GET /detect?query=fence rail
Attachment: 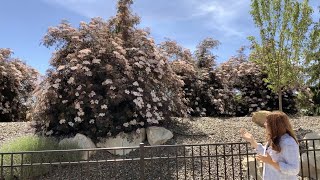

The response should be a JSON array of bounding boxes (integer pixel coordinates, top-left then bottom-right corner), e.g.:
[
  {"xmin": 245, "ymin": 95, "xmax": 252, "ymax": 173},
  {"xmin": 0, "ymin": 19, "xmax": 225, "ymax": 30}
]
[{"xmin": 1, "ymin": 139, "xmax": 320, "ymax": 180}]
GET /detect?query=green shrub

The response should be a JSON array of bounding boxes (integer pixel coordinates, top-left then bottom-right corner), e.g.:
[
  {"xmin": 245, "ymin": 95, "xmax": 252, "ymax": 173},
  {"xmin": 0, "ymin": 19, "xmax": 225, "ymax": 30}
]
[{"xmin": 0, "ymin": 135, "xmax": 81, "ymax": 179}]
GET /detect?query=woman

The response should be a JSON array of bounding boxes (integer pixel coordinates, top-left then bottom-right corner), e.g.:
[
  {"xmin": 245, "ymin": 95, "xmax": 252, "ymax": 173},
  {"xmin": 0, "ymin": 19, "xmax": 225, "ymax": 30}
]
[{"xmin": 240, "ymin": 111, "xmax": 300, "ymax": 180}]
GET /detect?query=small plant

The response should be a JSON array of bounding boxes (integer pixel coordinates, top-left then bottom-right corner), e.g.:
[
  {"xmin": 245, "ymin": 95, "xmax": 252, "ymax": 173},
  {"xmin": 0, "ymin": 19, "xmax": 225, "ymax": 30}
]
[{"xmin": 0, "ymin": 135, "xmax": 81, "ymax": 179}]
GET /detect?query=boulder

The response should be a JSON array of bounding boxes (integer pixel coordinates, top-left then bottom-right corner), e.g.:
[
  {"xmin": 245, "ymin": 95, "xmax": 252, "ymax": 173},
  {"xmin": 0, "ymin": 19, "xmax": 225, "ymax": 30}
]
[
  {"xmin": 96, "ymin": 128, "xmax": 146, "ymax": 156},
  {"xmin": 304, "ymin": 133, "xmax": 320, "ymax": 148},
  {"xmin": 242, "ymin": 156, "xmax": 263, "ymax": 180},
  {"xmin": 252, "ymin": 110, "xmax": 271, "ymax": 127},
  {"xmin": 300, "ymin": 152, "xmax": 320, "ymax": 179},
  {"xmin": 59, "ymin": 133, "xmax": 96, "ymax": 160},
  {"xmin": 299, "ymin": 132, "xmax": 320, "ymax": 178},
  {"xmin": 146, "ymin": 126, "xmax": 173, "ymax": 146}
]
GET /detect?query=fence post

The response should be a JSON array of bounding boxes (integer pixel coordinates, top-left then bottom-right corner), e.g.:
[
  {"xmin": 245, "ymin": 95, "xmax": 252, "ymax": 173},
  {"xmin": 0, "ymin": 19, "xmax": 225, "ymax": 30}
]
[{"xmin": 140, "ymin": 143, "xmax": 145, "ymax": 180}]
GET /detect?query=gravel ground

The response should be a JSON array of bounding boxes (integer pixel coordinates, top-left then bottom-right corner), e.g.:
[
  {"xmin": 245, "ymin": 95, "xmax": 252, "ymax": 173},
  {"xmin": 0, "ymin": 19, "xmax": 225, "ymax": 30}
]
[
  {"xmin": 0, "ymin": 122, "xmax": 35, "ymax": 146},
  {"xmin": 168, "ymin": 116, "xmax": 320, "ymax": 144},
  {"xmin": 1, "ymin": 116, "xmax": 320, "ymax": 180}
]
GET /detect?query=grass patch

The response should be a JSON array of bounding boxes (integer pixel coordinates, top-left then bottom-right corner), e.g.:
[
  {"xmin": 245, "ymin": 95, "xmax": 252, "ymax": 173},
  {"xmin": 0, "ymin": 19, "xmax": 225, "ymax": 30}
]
[{"xmin": 0, "ymin": 135, "xmax": 81, "ymax": 179}]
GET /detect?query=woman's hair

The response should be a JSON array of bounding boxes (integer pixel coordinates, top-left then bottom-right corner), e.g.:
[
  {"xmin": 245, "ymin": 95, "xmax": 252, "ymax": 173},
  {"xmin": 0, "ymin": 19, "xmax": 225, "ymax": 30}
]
[{"xmin": 265, "ymin": 111, "xmax": 298, "ymax": 152}]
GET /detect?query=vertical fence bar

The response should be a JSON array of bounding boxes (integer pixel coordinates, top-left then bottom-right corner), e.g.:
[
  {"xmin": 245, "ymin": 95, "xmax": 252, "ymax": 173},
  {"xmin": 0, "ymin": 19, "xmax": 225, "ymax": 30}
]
[
  {"xmin": 44, "ymin": 152, "xmax": 54, "ymax": 179},
  {"xmin": 113, "ymin": 149, "xmax": 117, "ymax": 179},
  {"xmin": 140, "ymin": 143, "xmax": 145, "ymax": 180},
  {"xmin": 200, "ymin": 145, "xmax": 203, "ymax": 179},
  {"xmin": 313, "ymin": 140, "xmax": 318, "ymax": 180},
  {"xmin": 79, "ymin": 151, "xmax": 83, "ymax": 180},
  {"xmin": 306, "ymin": 141, "xmax": 311, "ymax": 179},
  {"xmin": 159, "ymin": 147, "xmax": 164, "ymax": 180},
  {"xmin": 58, "ymin": 151, "xmax": 62, "ymax": 180},
  {"xmin": 208, "ymin": 145, "xmax": 211, "ymax": 180},
  {"xmin": 87, "ymin": 150, "xmax": 90, "ymax": 179},
  {"xmin": 184, "ymin": 146, "xmax": 187, "ymax": 180},
  {"xmin": 215, "ymin": 145, "xmax": 219, "ymax": 180},
  {"xmin": 31, "ymin": 152, "xmax": 34, "ymax": 178},
  {"xmin": 132, "ymin": 148, "xmax": 135, "ymax": 179},
  {"xmin": 192, "ymin": 146, "xmax": 195, "ymax": 179},
  {"xmin": 239, "ymin": 143, "xmax": 243, "ymax": 180},
  {"xmin": 97, "ymin": 150, "xmax": 101, "ymax": 179},
  {"xmin": 20, "ymin": 153, "xmax": 24, "ymax": 180},
  {"xmin": 299, "ymin": 141, "xmax": 304, "ymax": 180},
  {"xmin": 10, "ymin": 154, "xmax": 13, "ymax": 179},
  {"xmin": 149, "ymin": 147, "xmax": 154, "ymax": 179},
  {"xmin": 175, "ymin": 146, "xmax": 178, "ymax": 180},
  {"xmin": 254, "ymin": 153, "xmax": 258, "ymax": 180},
  {"xmin": 68, "ymin": 151, "xmax": 72, "ymax": 179},
  {"xmin": 231, "ymin": 144, "xmax": 235, "ymax": 180},
  {"xmin": 245, "ymin": 143, "xmax": 250, "ymax": 180},
  {"xmin": 223, "ymin": 144, "xmax": 227, "ymax": 180},
  {"xmin": 167, "ymin": 147, "xmax": 170, "ymax": 178},
  {"xmin": 41, "ymin": 152, "xmax": 45, "ymax": 179}
]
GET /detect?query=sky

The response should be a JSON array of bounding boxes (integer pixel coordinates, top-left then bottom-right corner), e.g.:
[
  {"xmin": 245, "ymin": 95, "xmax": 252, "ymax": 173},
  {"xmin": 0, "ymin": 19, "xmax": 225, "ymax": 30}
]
[{"xmin": 0, "ymin": 0, "xmax": 319, "ymax": 75}]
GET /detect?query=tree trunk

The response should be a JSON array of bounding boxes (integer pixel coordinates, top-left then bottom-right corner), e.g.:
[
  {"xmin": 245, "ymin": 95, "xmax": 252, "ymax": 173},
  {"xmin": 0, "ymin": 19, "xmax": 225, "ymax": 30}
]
[{"xmin": 278, "ymin": 90, "xmax": 283, "ymax": 111}]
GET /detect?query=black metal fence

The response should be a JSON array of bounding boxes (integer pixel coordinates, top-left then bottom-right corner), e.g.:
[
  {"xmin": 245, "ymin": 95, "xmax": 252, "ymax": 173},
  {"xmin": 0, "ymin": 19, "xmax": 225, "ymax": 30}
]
[{"xmin": 1, "ymin": 139, "xmax": 320, "ymax": 180}]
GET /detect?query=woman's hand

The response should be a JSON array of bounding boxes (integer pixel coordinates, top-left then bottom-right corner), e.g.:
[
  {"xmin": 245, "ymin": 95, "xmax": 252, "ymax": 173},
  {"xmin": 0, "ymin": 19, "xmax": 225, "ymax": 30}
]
[
  {"xmin": 240, "ymin": 128, "xmax": 254, "ymax": 142},
  {"xmin": 240, "ymin": 128, "xmax": 258, "ymax": 148},
  {"xmin": 256, "ymin": 153, "xmax": 280, "ymax": 170},
  {"xmin": 256, "ymin": 153, "xmax": 273, "ymax": 164}
]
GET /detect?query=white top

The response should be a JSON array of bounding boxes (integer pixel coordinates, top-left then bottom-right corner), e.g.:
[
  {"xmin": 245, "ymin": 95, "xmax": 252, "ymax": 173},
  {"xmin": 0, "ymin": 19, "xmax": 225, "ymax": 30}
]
[{"xmin": 256, "ymin": 133, "xmax": 300, "ymax": 180}]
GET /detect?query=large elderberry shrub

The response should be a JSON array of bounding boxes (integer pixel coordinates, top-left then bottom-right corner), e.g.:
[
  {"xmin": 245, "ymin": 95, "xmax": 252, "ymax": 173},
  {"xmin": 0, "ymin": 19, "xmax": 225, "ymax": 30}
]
[
  {"xmin": 0, "ymin": 48, "xmax": 38, "ymax": 122},
  {"xmin": 160, "ymin": 39, "xmax": 236, "ymax": 117},
  {"xmin": 32, "ymin": 0, "xmax": 187, "ymax": 139}
]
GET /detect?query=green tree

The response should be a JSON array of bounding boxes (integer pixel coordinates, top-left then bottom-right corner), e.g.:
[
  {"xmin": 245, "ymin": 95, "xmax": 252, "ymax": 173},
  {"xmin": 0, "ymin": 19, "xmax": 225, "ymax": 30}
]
[
  {"xmin": 248, "ymin": 0, "xmax": 314, "ymax": 111},
  {"xmin": 305, "ymin": 7, "xmax": 320, "ymax": 114}
]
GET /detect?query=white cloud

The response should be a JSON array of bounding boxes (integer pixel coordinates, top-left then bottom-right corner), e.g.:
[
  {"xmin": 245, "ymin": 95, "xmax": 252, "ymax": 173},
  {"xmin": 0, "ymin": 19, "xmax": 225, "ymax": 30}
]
[
  {"xmin": 44, "ymin": 0, "xmax": 253, "ymax": 38},
  {"xmin": 42, "ymin": 0, "xmax": 258, "ymax": 62},
  {"xmin": 191, "ymin": 0, "xmax": 251, "ymax": 38},
  {"xmin": 193, "ymin": 2, "xmax": 235, "ymax": 18}
]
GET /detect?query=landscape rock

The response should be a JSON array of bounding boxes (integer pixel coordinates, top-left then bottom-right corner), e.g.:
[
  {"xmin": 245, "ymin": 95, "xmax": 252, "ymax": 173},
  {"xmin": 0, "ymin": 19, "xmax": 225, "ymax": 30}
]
[
  {"xmin": 242, "ymin": 156, "xmax": 263, "ymax": 180},
  {"xmin": 96, "ymin": 128, "xmax": 146, "ymax": 155},
  {"xmin": 300, "ymin": 152, "xmax": 320, "ymax": 179},
  {"xmin": 59, "ymin": 133, "xmax": 96, "ymax": 160},
  {"xmin": 303, "ymin": 132, "xmax": 320, "ymax": 148},
  {"xmin": 252, "ymin": 110, "xmax": 271, "ymax": 127},
  {"xmin": 146, "ymin": 126, "xmax": 173, "ymax": 145}
]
